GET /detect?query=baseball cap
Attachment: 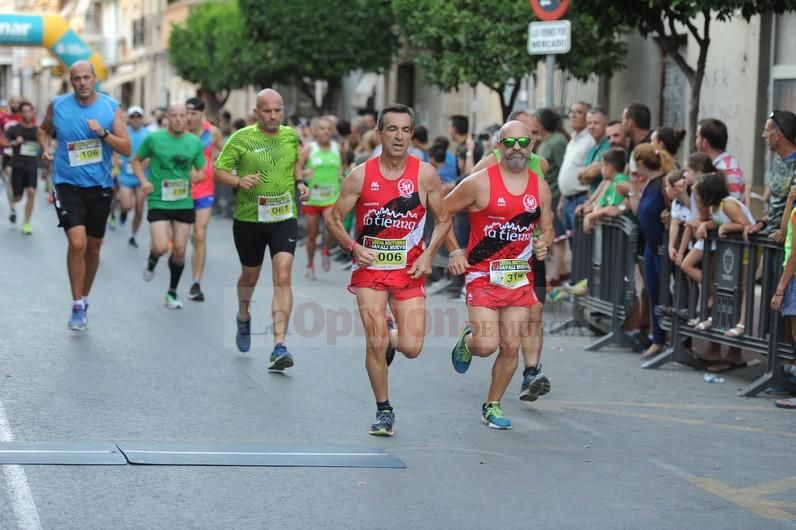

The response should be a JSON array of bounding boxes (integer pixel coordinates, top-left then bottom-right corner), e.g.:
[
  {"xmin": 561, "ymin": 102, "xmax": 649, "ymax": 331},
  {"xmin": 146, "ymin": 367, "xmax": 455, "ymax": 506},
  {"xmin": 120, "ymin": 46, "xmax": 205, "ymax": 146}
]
[
  {"xmin": 770, "ymin": 110, "xmax": 796, "ymax": 145},
  {"xmin": 185, "ymin": 97, "xmax": 205, "ymax": 112},
  {"xmin": 127, "ymin": 105, "xmax": 145, "ymax": 117}
]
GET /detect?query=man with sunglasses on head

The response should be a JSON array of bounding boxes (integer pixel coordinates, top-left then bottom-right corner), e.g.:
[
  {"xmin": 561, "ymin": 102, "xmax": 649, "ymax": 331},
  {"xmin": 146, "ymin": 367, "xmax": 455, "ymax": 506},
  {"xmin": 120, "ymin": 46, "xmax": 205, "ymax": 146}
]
[
  {"xmin": 445, "ymin": 120, "xmax": 553, "ymax": 430},
  {"xmin": 746, "ymin": 110, "xmax": 796, "ymax": 244},
  {"xmin": 468, "ymin": 110, "xmax": 554, "ymax": 403},
  {"xmin": 328, "ymin": 103, "xmax": 452, "ymax": 437}
]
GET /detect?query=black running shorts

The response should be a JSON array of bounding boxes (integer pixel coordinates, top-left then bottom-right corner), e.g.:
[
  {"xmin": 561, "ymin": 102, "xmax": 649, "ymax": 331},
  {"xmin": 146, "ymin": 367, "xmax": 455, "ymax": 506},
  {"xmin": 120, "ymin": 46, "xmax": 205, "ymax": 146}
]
[
  {"xmin": 233, "ymin": 218, "xmax": 298, "ymax": 267},
  {"xmin": 147, "ymin": 208, "xmax": 195, "ymax": 224},
  {"xmin": 53, "ymin": 184, "xmax": 113, "ymax": 239},
  {"xmin": 11, "ymin": 165, "xmax": 37, "ymax": 199}
]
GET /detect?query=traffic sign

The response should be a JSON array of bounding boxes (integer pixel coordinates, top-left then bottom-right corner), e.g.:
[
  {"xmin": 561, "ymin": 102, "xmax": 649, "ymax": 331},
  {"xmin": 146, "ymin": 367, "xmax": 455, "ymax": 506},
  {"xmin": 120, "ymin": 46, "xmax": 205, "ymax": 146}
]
[
  {"xmin": 528, "ymin": 20, "xmax": 571, "ymax": 55},
  {"xmin": 529, "ymin": 0, "xmax": 569, "ymax": 21}
]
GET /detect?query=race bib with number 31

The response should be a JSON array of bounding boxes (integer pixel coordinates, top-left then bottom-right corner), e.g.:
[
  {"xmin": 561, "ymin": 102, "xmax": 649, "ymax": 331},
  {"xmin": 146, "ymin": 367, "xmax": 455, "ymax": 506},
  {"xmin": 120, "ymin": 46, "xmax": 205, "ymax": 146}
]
[{"xmin": 489, "ymin": 259, "xmax": 531, "ymax": 289}]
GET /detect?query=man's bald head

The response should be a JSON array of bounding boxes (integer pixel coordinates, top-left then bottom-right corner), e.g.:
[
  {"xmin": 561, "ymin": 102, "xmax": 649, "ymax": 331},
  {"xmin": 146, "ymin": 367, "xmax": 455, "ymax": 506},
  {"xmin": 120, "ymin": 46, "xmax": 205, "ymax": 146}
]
[
  {"xmin": 70, "ymin": 60, "xmax": 96, "ymax": 78},
  {"xmin": 254, "ymin": 88, "xmax": 284, "ymax": 134},
  {"xmin": 500, "ymin": 120, "xmax": 532, "ymax": 140},
  {"xmin": 256, "ymin": 88, "xmax": 283, "ymax": 109},
  {"xmin": 166, "ymin": 102, "xmax": 188, "ymax": 134}
]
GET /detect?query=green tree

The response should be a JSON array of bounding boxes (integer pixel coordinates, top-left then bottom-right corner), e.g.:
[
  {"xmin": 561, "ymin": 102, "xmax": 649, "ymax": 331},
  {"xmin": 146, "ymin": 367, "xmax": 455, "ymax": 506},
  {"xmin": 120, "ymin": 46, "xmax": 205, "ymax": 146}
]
[
  {"xmin": 391, "ymin": 0, "xmax": 628, "ymax": 120},
  {"xmin": 169, "ymin": 1, "xmax": 268, "ymax": 118},
  {"xmin": 238, "ymin": 0, "xmax": 399, "ymax": 112},
  {"xmin": 576, "ymin": 0, "xmax": 796, "ymax": 141}
]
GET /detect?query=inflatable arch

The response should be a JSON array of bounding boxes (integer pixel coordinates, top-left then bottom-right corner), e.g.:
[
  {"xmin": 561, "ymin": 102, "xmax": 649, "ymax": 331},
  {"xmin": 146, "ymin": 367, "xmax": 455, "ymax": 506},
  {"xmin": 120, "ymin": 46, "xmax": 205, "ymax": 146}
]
[{"xmin": 0, "ymin": 13, "xmax": 107, "ymax": 80}]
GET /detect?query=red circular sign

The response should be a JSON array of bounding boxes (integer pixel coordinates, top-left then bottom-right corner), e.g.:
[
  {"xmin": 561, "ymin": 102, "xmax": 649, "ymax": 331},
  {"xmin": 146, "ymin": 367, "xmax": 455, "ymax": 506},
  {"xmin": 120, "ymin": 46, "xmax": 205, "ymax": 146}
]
[{"xmin": 529, "ymin": 0, "xmax": 569, "ymax": 21}]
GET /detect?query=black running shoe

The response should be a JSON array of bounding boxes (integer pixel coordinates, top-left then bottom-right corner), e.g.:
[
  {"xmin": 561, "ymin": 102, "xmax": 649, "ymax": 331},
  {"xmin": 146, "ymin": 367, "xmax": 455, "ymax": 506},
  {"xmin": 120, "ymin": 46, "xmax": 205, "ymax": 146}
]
[
  {"xmin": 188, "ymin": 282, "xmax": 205, "ymax": 301},
  {"xmin": 128, "ymin": 237, "xmax": 138, "ymax": 248},
  {"xmin": 9, "ymin": 209, "xmax": 16, "ymax": 224}
]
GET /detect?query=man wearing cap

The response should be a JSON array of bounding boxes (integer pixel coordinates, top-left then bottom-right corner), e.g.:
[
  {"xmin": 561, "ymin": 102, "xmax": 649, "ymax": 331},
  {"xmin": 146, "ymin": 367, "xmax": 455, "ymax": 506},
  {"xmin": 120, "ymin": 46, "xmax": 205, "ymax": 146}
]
[
  {"xmin": 746, "ymin": 110, "xmax": 796, "ymax": 243},
  {"xmin": 37, "ymin": 61, "xmax": 131, "ymax": 331},
  {"xmin": 185, "ymin": 97, "xmax": 224, "ymax": 302},
  {"xmin": 115, "ymin": 105, "xmax": 150, "ymax": 248}
]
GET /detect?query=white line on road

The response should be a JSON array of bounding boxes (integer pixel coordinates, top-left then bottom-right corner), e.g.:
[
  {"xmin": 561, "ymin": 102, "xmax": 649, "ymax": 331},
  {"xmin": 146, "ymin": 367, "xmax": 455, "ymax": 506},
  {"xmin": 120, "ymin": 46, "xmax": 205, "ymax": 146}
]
[
  {"xmin": 0, "ymin": 401, "xmax": 42, "ymax": 530},
  {"xmin": 125, "ymin": 450, "xmax": 386, "ymax": 457}
]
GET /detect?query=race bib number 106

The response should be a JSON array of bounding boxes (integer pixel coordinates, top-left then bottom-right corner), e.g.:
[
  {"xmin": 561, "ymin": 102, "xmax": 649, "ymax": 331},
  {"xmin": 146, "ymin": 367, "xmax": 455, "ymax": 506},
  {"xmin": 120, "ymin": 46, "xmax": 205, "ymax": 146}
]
[{"xmin": 67, "ymin": 139, "xmax": 103, "ymax": 167}]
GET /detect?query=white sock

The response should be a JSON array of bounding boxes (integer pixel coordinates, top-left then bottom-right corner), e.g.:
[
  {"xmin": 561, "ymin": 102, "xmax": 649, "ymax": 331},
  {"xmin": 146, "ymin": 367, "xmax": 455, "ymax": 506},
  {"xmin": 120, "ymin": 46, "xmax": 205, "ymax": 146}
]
[{"xmin": 73, "ymin": 299, "xmax": 85, "ymax": 308}]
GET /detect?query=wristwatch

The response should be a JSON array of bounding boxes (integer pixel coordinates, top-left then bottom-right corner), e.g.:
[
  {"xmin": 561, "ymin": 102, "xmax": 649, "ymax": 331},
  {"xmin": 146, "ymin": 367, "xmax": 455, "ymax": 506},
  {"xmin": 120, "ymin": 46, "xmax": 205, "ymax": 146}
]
[
  {"xmin": 100, "ymin": 128, "xmax": 110, "ymax": 138},
  {"xmin": 618, "ymin": 204, "xmax": 627, "ymax": 212}
]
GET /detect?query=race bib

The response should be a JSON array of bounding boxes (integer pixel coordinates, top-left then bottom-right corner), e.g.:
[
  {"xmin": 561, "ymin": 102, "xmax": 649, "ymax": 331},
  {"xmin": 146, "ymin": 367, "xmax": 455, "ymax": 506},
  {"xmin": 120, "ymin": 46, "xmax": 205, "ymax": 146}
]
[
  {"xmin": 489, "ymin": 259, "xmax": 531, "ymax": 289},
  {"xmin": 310, "ymin": 185, "xmax": 336, "ymax": 203},
  {"xmin": 161, "ymin": 179, "xmax": 189, "ymax": 201},
  {"xmin": 67, "ymin": 139, "xmax": 103, "ymax": 167},
  {"xmin": 363, "ymin": 237, "xmax": 407, "ymax": 270},
  {"xmin": 258, "ymin": 192, "xmax": 293, "ymax": 223},
  {"xmin": 20, "ymin": 141, "xmax": 38, "ymax": 157}
]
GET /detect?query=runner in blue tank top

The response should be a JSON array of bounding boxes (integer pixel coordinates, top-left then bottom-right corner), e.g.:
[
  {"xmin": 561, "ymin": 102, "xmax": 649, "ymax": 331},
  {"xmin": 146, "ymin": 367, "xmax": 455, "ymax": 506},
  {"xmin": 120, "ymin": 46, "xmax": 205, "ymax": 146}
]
[{"xmin": 38, "ymin": 61, "xmax": 131, "ymax": 331}]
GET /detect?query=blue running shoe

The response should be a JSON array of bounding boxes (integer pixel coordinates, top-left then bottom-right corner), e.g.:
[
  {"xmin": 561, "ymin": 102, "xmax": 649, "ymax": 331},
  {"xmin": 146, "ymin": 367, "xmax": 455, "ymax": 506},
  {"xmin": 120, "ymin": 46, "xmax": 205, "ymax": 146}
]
[
  {"xmin": 386, "ymin": 316, "xmax": 396, "ymax": 367},
  {"xmin": 451, "ymin": 324, "xmax": 472, "ymax": 374},
  {"xmin": 268, "ymin": 343, "xmax": 294, "ymax": 371},
  {"xmin": 68, "ymin": 304, "xmax": 87, "ymax": 331},
  {"xmin": 369, "ymin": 409, "xmax": 395, "ymax": 436},
  {"xmin": 482, "ymin": 401, "xmax": 512, "ymax": 430},
  {"xmin": 236, "ymin": 315, "xmax": 251, "ymax": 352},
  {"xmin": 519, "ymin": 364, "xmax": 551, "ymax": 402}
]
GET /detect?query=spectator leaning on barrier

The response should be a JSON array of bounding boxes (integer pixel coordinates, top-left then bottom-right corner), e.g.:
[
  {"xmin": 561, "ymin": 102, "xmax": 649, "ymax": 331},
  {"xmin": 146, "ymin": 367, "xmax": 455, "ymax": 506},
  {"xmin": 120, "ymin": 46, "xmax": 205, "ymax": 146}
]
[
  {"xmin": 582, "ymin": 148, "xmax": 630, "ymax": 233},
  {"xmin": 628, "ymin": 144, "xmax": 675, "ymax": 359},
  {"xmin": 622, "ymin": 103, "xmax": 652, "ymax": 152},
  {"xmin": 696, "ymin": 118, "xmax": 745, "ymax": 202},
  {"xmin": 578, "ymin": 107, "xmax": 611, "ymax": 193},
  {"xmin": 665, "ymin": 169, "xmax": 691, "ymax": 266},
  {"xmin": 746, "ymin": 110, "xmax": 796, "ymax": 244},
  {"xmin": 557, "ymin": 102, "xmax": 596, "ymax": 239}
]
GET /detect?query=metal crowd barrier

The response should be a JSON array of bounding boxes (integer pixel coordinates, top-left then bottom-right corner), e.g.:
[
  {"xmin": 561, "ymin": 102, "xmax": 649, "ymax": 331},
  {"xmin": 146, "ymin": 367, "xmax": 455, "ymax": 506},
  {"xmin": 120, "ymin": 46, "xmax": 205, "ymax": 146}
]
[
  {"xmin": 642, "ymin": 230, "xmax": 795, "ymax": 397},
  {"xmin": 553, "ymin": 215, "xmax": 641, "ymax": 352}
]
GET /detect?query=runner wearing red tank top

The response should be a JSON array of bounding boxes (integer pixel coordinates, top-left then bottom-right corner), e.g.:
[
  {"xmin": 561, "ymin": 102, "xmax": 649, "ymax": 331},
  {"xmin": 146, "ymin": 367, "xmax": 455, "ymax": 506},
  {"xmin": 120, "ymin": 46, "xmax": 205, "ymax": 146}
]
[
  {"xmin": 185, "ymin": 97, "xmax": 224, "ymax": 302},
  {"xmin": 328, "ymin": 104, "xmax": 452, "ymax": 437},
  {"xmin": 444, "ymin": 120, "xmax": 553, "ymax": 430}
]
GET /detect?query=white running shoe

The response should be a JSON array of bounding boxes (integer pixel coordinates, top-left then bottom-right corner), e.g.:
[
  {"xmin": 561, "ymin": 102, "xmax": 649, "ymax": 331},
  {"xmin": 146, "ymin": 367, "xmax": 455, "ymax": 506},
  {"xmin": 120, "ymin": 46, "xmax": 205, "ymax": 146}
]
[
  {"xmin": 165, "ymin": 293, "xmax": 183, "ymax": 309},
  {"xmin": 142, "ymin": 262, "xmax": 155, "ymax": 282}
]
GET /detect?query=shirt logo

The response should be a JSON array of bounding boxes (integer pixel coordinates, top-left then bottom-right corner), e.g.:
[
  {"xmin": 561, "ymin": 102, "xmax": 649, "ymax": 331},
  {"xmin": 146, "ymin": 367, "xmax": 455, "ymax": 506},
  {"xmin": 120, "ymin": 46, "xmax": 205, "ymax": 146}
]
[
  {"xmin": 398, "ymin": 178, "xmax": 414, "ymax": 197},
  {"xmin": 497, "ymin": 197, "xmax": 506, "ymax": 207},
  {"xmin": 370, "ymin": 181, "xmax": 380, "ymax": 191},
  {"xmin": 523, "ymin": 194, "xmax": 538, "ymax": 211}
]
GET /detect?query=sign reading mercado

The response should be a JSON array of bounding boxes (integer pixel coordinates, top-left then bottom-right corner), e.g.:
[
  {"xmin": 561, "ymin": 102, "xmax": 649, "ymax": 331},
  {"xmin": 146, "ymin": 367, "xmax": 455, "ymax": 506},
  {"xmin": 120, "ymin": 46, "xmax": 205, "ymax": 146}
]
[{"xmin": 528, "ymin": 20, "xmax": 571, "ymax": 55}]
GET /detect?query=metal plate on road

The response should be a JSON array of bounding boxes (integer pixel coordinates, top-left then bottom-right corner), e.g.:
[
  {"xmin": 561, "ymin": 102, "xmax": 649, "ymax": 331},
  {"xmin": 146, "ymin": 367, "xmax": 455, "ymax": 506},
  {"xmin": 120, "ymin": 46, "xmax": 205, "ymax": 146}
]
[
  {"xmin": 528, "ymin": 20, "xmax": 571, "ymax": 55},
  {"xmin": 0, "ymin": 442, "xmax": 127, "ymax": 465},
  {"xmin": 117, "ymin": 443, "xmax": 406, "ymax": 468}
]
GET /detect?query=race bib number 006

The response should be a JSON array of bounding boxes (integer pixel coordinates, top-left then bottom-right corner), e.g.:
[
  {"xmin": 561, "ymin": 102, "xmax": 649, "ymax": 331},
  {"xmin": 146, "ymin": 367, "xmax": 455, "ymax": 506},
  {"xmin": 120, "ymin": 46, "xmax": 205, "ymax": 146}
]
[
  {"xmin": 258, "ymin": 192, "xmax": 294, "ymax": 223},
  {"xmin": 161, "ymin": 179, "xmax": 189, "ymax": 201},
  {"xmin": 489, "ymin": 259, "xmax": 531, "ymax": 289},
  {"xmin": 363, "ymin": 236, "xmax": 407, "ymax": 270},
  {"xmin": 67, "ymin": 139, "xmax": 102, "ymax": 167}
]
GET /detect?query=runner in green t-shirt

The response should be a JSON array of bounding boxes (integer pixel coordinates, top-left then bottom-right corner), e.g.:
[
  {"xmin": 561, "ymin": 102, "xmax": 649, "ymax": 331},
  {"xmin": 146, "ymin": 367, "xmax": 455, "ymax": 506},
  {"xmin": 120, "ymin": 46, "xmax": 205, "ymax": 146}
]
[
  {"xmin": 214, "ymin": 88, "xmax": 309, "ymax": 371},
  {"xmin": 298, "ymin": 116, "xmax": 343, "ymax": 278},
  {"xmin": 582, "ymin": 147, "xmax": 630, "ymax": 233},
  {"xmin": 133, "ymin": 103, "xmax": 205, "ymax": 309}
]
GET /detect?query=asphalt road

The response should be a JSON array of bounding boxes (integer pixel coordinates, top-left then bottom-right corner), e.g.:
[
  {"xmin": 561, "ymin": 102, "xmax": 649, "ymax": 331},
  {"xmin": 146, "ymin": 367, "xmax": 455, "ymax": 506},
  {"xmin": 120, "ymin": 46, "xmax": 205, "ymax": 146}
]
[{"xmin": 0, "ymin": 192, "xmax": 793, "ymax": 529}]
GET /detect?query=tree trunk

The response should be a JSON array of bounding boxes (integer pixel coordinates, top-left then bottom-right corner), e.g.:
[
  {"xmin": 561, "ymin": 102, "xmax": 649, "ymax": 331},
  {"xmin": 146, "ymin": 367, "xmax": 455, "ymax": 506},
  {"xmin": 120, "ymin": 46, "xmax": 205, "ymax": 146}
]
[
  {"xmin": 321, "ymin": 78, "xmax": 342, "ymax": 114},
  {"xmin": 300, "ymin": 81, "xmax": 321, "ymax": 113},
  {"xmin": 498, "ymin": 79, "xmax": 522, "ymax": 122}
]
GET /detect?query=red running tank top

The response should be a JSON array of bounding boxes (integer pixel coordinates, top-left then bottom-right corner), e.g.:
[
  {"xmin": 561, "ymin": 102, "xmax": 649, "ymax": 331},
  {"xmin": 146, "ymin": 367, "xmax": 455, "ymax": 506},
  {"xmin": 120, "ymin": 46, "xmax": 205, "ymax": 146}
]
[
  {"xmin": 354, "ymin": 155, "xmax": 426, "ymax": 272},
  {"xmin": 191, "ymin": 120, "xmax": 216, "ymax": 199},
  {"xmin": 465, "ymin": 163, "xmax": 541, "ymax": 281}
]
